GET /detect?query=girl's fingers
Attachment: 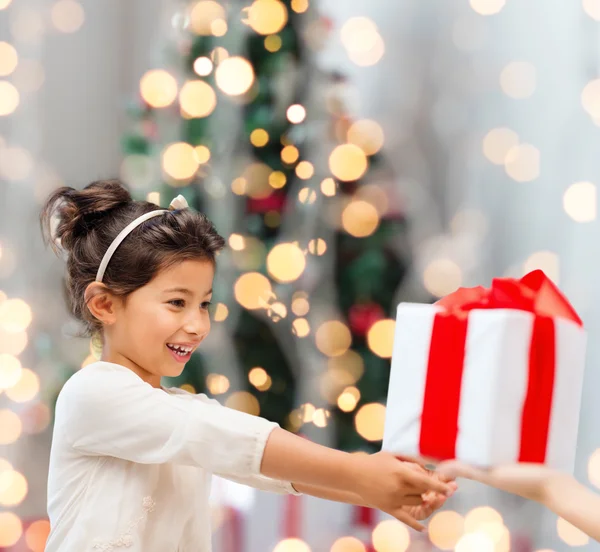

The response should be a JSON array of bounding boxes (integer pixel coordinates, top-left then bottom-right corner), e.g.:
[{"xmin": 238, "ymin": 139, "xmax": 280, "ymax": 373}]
[
  {"xmin": 399, "ymin": 495, "xmax": 425, "ymax": 506},
  {"xmin": 392, "ymin": 509, "xmax": 426, "ymax": 533},
  {"xmin": 404, "ymin": 469, "xmax": 453, "ymax": 495}
]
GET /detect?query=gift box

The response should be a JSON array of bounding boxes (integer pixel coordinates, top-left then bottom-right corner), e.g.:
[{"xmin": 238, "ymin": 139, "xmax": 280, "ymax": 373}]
[{"xmin": 382, "ymin": 270, "xmax": 587, "ymax": 471}]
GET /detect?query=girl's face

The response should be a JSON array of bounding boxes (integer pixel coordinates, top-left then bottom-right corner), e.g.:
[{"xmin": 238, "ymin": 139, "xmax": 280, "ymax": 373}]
[{"xmin": 104, "ymin": 259, "xmax": 214, "ymax": 387}]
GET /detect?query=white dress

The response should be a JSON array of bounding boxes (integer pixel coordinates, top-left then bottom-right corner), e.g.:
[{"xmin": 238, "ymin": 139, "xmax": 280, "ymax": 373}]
[{"xmin": 46, "ymin": 361, "xmax": 300, "ymax": 551}]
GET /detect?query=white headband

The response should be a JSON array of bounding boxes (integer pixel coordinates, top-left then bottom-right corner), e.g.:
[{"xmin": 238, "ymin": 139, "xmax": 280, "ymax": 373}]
[{"xmin": 95, "ymin": 194, "xmax": 189, "ymax": 283}]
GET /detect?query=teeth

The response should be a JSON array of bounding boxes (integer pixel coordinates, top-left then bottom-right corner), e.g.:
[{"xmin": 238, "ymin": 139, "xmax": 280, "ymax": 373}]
[{"xmin": 167, "ymin": 344, "xmax": 193, "ymax": 355}]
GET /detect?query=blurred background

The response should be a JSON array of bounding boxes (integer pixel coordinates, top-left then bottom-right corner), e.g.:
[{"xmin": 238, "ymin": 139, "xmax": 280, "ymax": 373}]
[{"xmin": 1, "ymin": 0, "xmax": 600, "ymax": 550}]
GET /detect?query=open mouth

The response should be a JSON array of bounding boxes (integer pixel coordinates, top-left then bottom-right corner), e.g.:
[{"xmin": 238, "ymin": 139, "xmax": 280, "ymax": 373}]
[{"xmin": 166, "ymin": 343, "xmax": 194, "ymax": 362}]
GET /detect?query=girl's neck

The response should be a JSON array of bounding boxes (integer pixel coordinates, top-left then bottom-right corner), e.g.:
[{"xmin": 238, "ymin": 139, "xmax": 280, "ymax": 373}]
[{"xmin": 100, "ymin": 346, "xmax": 162, "ymax": 388}]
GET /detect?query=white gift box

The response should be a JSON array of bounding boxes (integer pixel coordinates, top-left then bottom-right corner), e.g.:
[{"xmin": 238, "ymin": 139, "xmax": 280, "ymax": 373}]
[{"xmin": 382, "ymin": 302, "xmax": 587, "ymax": 471}]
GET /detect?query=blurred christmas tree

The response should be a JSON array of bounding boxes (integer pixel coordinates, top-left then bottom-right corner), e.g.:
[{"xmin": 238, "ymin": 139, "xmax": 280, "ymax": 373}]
[{"xmin": 121, "ymin": 0, "xmax": 412, "ymax": 453}]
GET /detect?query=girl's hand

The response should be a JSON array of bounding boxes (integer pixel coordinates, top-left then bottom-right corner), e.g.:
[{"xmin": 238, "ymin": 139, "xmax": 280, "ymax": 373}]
[
  {"xmin": 352, "ymin": 452, "xmax": 455, "ymax": 532},
  {"xmin": 402, "ymin": 464, "xmax": 457, "ymax": 521},
  {"xmin": 436, "ymin": 460, "xmax": 563, "ymax": 504}
]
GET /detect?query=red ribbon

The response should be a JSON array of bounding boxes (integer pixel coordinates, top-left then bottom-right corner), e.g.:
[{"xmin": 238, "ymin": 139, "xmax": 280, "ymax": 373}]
[
  {"xmin": 419, "ymin": 270, "xmax": 582, "ymax": 462},
  {"xmin": 353, "ymin": 506, "xmax": 376, "ymax": 552}
]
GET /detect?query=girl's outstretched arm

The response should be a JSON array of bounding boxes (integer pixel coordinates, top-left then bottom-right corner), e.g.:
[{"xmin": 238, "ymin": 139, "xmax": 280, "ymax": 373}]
[{"xmin": 437, "ymin": 461, "xmax": 600, "ymax": 543}]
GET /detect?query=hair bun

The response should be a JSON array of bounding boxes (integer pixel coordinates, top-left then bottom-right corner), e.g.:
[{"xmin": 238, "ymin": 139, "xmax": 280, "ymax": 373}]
[{"xmin": 40, "ymin": 179, "xmax": 132, "ymax": 253}]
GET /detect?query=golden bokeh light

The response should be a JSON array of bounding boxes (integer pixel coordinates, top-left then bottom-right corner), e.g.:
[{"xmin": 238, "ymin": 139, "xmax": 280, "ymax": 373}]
[
  {"xmin": 0, "ymin": 329, "xmax": 27, "ymax": 359},
  {"xmin": 367, "ymin": 319, "xmax": 395, "ymax": 358},
  {"xmin": 482, "ymin": 127, "xmax": 519, "ymax": 165},
  {"xmin": 281, "ymin": 145, "xmax": 300, "ymax": 164},
  {"xmin": 291, "ymin": 0, "xmax": 309, "ymax": 13},
  {"xmin": 588, "ymin": 448, "xmax": 600, "ymax": 488},
  {"xmin": 194, "ymin": 145, "xmax": 211, "ymax": 164},
  {"xmin": 287, "ymin": 104, "xmax": 306, "ymax": 123},
  {"xmin": 308, "ymin": 238, "xmax": 326, "ymax": 255},
  {"xmin": 469, "ymin": 0, "xmax": 506, "ymax": 15},
  {"xmin": 312, "ymin": 408, "xmax": 329, "ymax": 428},
  {"xmin": 229, "ymin": 233, "xmax": 246, "ymax": 251},
  {"xmin": 25, "ymin": 519, "xmax": 50, "ymax": 552},
  {"xmin": 582, "ymin": 78, "xmax": 600, "ymax": 119},
  {"xmin": 0, "ymin": 0, "xmax": 12, "ymax": 9},
  {"xmin": 0, "ymin": 298, "xmax": 32, "ymax": 333},
  {"xmin": 372, "ymin": 519, "xmax": 410, "ymax": 552},
  {"xmin": 249, "ymin": 367, "xmax": 268, "ymax": 388},
  {"xmin": 423, "ymin": 258, "xmax": 462, "ymax": 297},
  {"xmin": 428, "ymin": 510, "xmax": 464, "ymax": 550},
  {"xmin": 583, "ymin": 0, "xmax": 600, "ymax": 20},
  {"xmin": 213, "ymin": 303, "xmax": 229, "ymax": 322},
  {"xmin": 265, "ymin": 34, "xmax": 282, "ymax": 52},
  {"xmin": 193, "ymin": 56, "xmax": 213, "ymax": 76},
  {"xmin": 500, "ymin": 61, "xmax": 536, "ymax": 99},
  {"xmin": 355, "ymin": 403, "xmax": 386, "ymax": 442},
  {"xmin": 317, "ymin": 180, "xmax": 335, "ymax": 200},
  {"xmin": 51, "ymin": 0, "xmax": 85, "ymax": 33},
  {"xmin": 331, "ymin": 536, "xmax": 366, "ymax": 552},
  {"xmin": 234, "ymin": 272, "xmax": 273, "ymax": 309},
  {"xmin": 231, "ymin": 177, "xmax": 247, "ymax": 195},
  {"xmin": 563, "ymin": 181, "xmax": 596, "ymax": 222},
  {"xmin": 246, "ymin": 0, "xmax": 288, "ymax": 35},
  {"xmin": 211, "ymin": 18, "xmax": 227, "ymax": 36},
  {"xmin": 140, "ymin": 69, "xmax": 177, "ymax": 108},
  {"xmin": 0, "ymin": 43, "xmax": 18, "ymax": 76},
  {"xmin": 162, "ymin": 142, "xmax": 199, "ymax": 181},
  {"xmin": 0, "ymin": 469, "xmax": 27, "ymax": 506},
  {"xmin": 0, "ymin": 512, "xmax": 22, "ymax": 547},
  {"xmin": 21, "ymin": 402, "xmax": 50, "ymax": 434},
  {"xmin": 0, "ymin": 81, "xmax": 19, "ymax": 116},
  {"xmin": 296, "ymin": 161, "xmax": 314, "ymax": 180},
  {"xmin": 267, "ymin": 243, "xmax": 306, "ymax": 283},
  {"xmin": 243, "ymin": 163, "xmax": 273, "ymax": 199},
  {"xmin": 250, "ymin": 128, "xmax": 269, "ymax": 147},
  {"xmin": 347, "ymin": 120, "xmax": 384, "ymax": 155},
  {"xmin": 523, "ymin": 251, "xmax": 559, "ymax": 284},
  {"xmin": 291, "ymin": 296, "xmax": 310, "ymax": 316},
  {"xmin": 329, "ymin": 350, "xmax": 364, "ymax": 383},
  {"xmin": 273, "ymin": 538, "xmax": 311, "ymax": 552},
  {"xmin": 315, "ymin": 320, "xmax": 352, "ymax": 357},
  {"xmin": 0, "ymin": 409, "xmax": 22, "ymax": 444},
  {"xmin": 329, "ymin": 144, "xmax": 368, "ymax": 181},
  {"xmin": 337, "ymin": 386, "xmax": 360, "ymax": 413},
  {"xmin": 146, "ymin": 191, "xmax": 160, "ymax": 205},
  {"xmin": 455, "ymin": 532, "xmax": 495, "ymax": 552},
  {"xmin": 215, "ymin": 56, "xmax": 255, "ymax": 96},
  {"xmin": 505, "ymin": 143, "xmax": 540, "ymax": 182},
  {"xmin": 341, "ymin": 200, "xmax": 379, "ymax": 238},
  {"xmin": 355, "ymin": 184, "xmax": 388, "ymax": 216},
  {"xmin": 269, "ymin": 171, "xmax": 286, "ymax": 189},
  {"xmin": 340, "ymin": 17, "xmax": 384, "ymax": 66},
  {"xmin": 292, "ymin": 318, "xmax": 310, "ymax": 337},
  {"xmin": 557, "ymin": 517, "xmax": 590, "ymax": 546},
  {"xmin": 179, "ymin": 80, "xmax": 217, "ymax": 117},
  {"xmin": 464, "ymin": 507, "xmax": 503, "ymax": 533},
  {"xmin": 0, "ymin": 354, "xmax": 21, "ymax": 390},
  {"xmin": 206, "ymin": 374, "xmax": 230, "ymax": 395},
  {"xmin": 190, "ymin": 1, "xmax": 226, "ymax": 35},
  {"xmin": 298, "ymin": 187, "xmax": 317, "ymax": 204},
  {"xmin": 225, "ymin": 391, "xmax": 260, "ymax": 415}
]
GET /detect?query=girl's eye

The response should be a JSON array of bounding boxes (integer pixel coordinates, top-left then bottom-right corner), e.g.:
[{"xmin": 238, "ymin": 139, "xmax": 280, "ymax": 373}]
[
  {"xmin": 168, "ymin": 299, "xmax": 186, "ymax": 308},
  {"xmin": 201, "ymin": 301, "xmax": 212, "ymax": 311}
]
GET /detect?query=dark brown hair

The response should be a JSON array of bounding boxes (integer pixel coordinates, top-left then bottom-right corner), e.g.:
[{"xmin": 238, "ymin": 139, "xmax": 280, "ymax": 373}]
[{"xmin": 40, "ymin": 179, "xmax": 225, "ymax": 336}]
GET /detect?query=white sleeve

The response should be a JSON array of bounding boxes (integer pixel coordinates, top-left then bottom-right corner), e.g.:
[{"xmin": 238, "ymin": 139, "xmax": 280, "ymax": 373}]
[
  {"xmin": 58, "ymin": 364, "xmax": 278, "ymax": 478},
  {"xmin": 186, "ymin": 392, "xmax": 302, "ymax": 496}
]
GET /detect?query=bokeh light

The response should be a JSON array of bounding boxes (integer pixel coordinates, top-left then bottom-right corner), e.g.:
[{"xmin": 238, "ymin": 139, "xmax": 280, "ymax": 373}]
[
  {"xmin": 341, "ymin": 200, "xmax": 379, "ymax": 238},
  {"xmin": 331, "ymin": 536, "xmax": 366, "ymax": 552},
  {"xmin": 315, "ymin": 320, "xmax": 352, "ymax": 357},
  {"xmin": 0, "ymin": 469, "xmax": 27, "ymax": 506},
  {"xmin": 296, "ymin": 161, "xmax": 314, "ymax": 180},
  {"xmin": 583, "ymin": 0, "xmax": 600, "ymax": 20},
  {"xmin": 287, "ymin": 104, "xmax": 306, "ymax": 124},
  {"xmin": 0, "ymin": 512, "xmax": 22, "ymax": 547},
  {"xmin": 246, "ymin": 0, "xmax": 288, "ymax": 35},
  {"xmin": 0, "ymin": 409, "xmax": 22, "ymax": 444},
  {"xmin": 0, "ymin": 298, "xmax": 32, "ymax": 333},
  {"xmin": 250, "ymin": 128, "xmax": 269, "ymax": 147},
  {"xmin": 482, "ymin": 127, "xmax": 519, "ymax": 165},
  {"xmin": 355, "ymin": 403, "xmax": 386, "ymax": 442},
  {"xmin": 504, "ymin": 143, "xmax": 540, "ymax": 182},
  {"xmin": 337, "ymin": 386, "xmax": 360, "ymax": 413},
  {"xmin": 372, "ymin": 519, "xmax": 410, "ymax": 552},
  {"xmin": 216, "ymin": 56, "xmax": 255, "ymax": 95},
  {"xmin": 455, "ymin": 532, "xmax": 495, "ymax": 552},
  {"xmin": 190, "ymin": 1, "xmax": 226, "ymax": 35},
  {"xmin": 423, "ymin": 258, "xmax": 462, "ymax": 297},
  {"xmin": 557, "ymin": 517, "xmax": 590, "ymax": 546},
  {"xmin": 500, "ymin": 61, "xmax": 536, "ymax": 99},
  {"xmin": 206, "ymin": 374, "xmax": 230, "ymax": 395},
  {"xmin": 193, "ymin": 56, "xmax": 213, "ymax": 76},
  {"xmin": 366, "ymin": 319, "xmax": 395, "ymax": 358},
  {"xmin": 582, "ymin": 79, "xmax": 600, "ymax": 119},
  {"xmin": 234, "ymin": 272, "xmax": 273, "ymax": 309},
  {"xmin": 0, "ymin": 81, "xmax": 19, "ymax": 116},
  {"xmin": 469, "ymin": 0, "xmax": 506, "ymax": 15},
  {"xmin": 292, "ymin": 318, "xmax": 310, "ymax": 337},
  {"xmin": 162, "ymin": 142, "xmax": 199, "ymax": 180},
  {"xmin": 6, "ymin": 368, "xmax": 40, "ymax": 402},
  {"xmin": 25, "ymin": 519, "xmax": 50, "ymax": 552},
  {"xmin": 179, "ymin": 80, "xmax": 217, "ymax": 117},
  {"xmin": 267, "ymin": 243, "xmax": 306, "ymax": 283},
  {"xmin": 321, "ymin": 178, "xmax": 337, "ymax": 196},
  {"xmin": 273, "ymin": 538, "xmax": 311, "ymax": 552},
  {"xmin": 329, "ymin": 144, "xmax": 368, "ymax": 181},
  {"xmin": 347, "ymin": 120, "xmax": 384, "ymax": 155},
  {"xmin": 51, "ymin": 0, "xmax": 85, "ymax": 33},
  {"xmin": 428, "ymin": 511, "xmax": 464, "ymax": 550},
  {"xmin": 563, "ymin": 181, "xmax": 596, "ymax": 222},
  {"xmin": 140, "ymin": 69, "xmax": 178, "ymax": 108},
  {"xmin": 225, "ymin": 391, "xmax": 260, "ymax": 415},
  {"xmin": 0, "ymin": 354, "xmax": 21, "ymax": 390},
  {"xmin": 0, "ymin": 43, "xmax": 18, "ymax": 76},
  {"xmin": 523, "ymin": 251, "xmax": 559, "ymax": 284}
]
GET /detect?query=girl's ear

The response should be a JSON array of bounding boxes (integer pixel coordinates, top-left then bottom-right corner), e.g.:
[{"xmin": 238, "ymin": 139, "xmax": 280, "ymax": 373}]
[{"xmin": 84, "ymin": 282, "xmax": 120, "ymax": 325}]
